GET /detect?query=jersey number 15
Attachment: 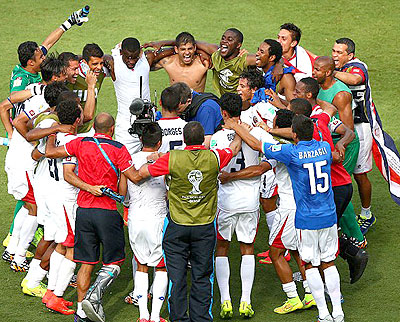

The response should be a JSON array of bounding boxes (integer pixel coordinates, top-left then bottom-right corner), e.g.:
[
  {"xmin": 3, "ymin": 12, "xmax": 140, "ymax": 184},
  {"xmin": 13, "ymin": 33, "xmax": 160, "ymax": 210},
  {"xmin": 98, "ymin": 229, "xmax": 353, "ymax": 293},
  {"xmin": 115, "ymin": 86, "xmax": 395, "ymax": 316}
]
[{"xmin": 303, "ymin": 160, "xmax": 328, "ymax": 194}]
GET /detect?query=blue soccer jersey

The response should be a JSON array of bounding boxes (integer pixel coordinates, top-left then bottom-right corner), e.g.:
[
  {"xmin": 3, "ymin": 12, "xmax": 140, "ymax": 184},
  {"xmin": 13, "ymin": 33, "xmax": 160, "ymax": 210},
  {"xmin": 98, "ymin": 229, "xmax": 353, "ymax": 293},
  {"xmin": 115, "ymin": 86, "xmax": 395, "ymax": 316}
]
[{"xmin": 262, "ymin": 139, "xmax": 337, "ymax": 230}]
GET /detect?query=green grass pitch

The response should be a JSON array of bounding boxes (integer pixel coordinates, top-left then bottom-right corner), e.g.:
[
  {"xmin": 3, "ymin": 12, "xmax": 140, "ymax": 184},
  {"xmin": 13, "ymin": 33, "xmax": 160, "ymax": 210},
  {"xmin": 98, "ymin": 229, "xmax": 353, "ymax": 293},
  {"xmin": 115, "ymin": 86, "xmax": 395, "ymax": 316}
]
[{"xmin": 0, "ymin": 1, "xmax": 399, "ymax": 321}]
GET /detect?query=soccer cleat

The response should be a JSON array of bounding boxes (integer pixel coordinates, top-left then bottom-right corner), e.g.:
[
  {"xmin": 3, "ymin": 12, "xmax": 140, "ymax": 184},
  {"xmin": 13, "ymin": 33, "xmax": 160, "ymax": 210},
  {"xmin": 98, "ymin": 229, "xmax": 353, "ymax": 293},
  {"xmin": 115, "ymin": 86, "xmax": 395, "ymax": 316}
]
[
  {"xmin": 74, "ymin": 314, "xmax": 94, "ymax": 322},
  {"xmin": 259, "ymin": 251, "xmax": 291, "ymax": 265},
  {"xmin": 292, "ymin": 271, "xmax": 303, "ymax": 282},
  {"xmin": 2, "ymin": 233, "xmax": 11, "ymax": 247},
  {"xmin": 318, "ymin": 315, "xmax": 334, "ymax": 322},
  {"xmin": 2, "ymin": 250, "xmax": 14, "ymax": 263},
  {"xmin": 124, "ymin": 290, "xmax": 139, "ymax": 306},
  {"xmin": 82, "ymin": 298, "xmax": 105, "ymax": 322},
  {"xmin": 46, "ymin": 295, "xmax": 75, "ymax": 315},
  {"xmin": 220, "ymin": 300, "xmax": 233, "ymax": 319},
  {"xmin": 31, "ymin": 226, "xmax": 44, "ymax": 248},
  {"xmin": 42, "ymin": 289, "xmax": 54, "ymax": 304},
  {"xmin": 357, "ymin": 214, "xmax": 376, "ymax": 235},
  {"xmin": 10, "ymin": 259, "xmax": 29, "ymax": 272},
  {"xmin": 273, "ymin": 296, "xmax": 303, "ymax": 314},
  {"xmin": 348, "ymin": 248, "xmax": 368, "ymax": 284},
  {"xmin": 301, "ymin": 293, "xmax": 316, "ymax": 309},
  {"xmin": 69, "ymin": 274, "xmax": 78, "ymax": 288},
  {"xmin": 333, "ymin": 315, "xmax": 344, "ymax": 322},
  {"xmin": 22, "ymin": 283, "xmax": 47, "ymax": 298},
  {"xmin": 239, "ymin": 301, "xmax": 254, "ymax": 318},
  {"xmin": 257, "ymin": 250, "xmax": 269, "ymax": 257},
  {"xmin": 349, "ymin": 236, "xmax": 367, "ymax": 249},
  {"xmin": 26, "ymin": 250, "xmax": 34, "ymax": 258},
  {"xmin": 21, "ymin": 278, "xmax": 28, "ymax": 288}
]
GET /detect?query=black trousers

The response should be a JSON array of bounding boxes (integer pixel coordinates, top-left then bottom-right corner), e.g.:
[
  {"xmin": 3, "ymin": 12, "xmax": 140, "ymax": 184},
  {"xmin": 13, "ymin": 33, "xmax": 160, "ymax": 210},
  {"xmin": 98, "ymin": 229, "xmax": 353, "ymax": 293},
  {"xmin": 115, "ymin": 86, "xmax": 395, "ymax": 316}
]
[
  {"xmin": 333, "ymin": 183, "xmax": 353, "ymax": 222},
  {"xmin": 162, "ymin": 216, "xmax": 216, "ymax": 322}
]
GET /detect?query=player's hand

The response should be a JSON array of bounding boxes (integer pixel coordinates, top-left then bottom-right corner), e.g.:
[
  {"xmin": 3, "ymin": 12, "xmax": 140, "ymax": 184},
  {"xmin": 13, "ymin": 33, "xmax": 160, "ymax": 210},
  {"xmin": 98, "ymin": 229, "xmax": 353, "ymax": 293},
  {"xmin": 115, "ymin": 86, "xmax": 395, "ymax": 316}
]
[
  {"xmin": 238, "ymin": 48, "xmax": 249, "ymax": 57},
  {"xmin": 218, "ymin": 171, "xmax": 232, "ymax": 184},
  {"xmin": 239, "ymin": 122, "xmax": 252, "ymax": 132},
  {"xmin": 335, "ymin": 142, "xmax": 346, "ymax": 160},
  {"xmin": 256, "ymin": 120, "xmax": 271, "ymax": 133},
  {"xmin": 55, "ymin": 123, "xmax": 76, "ymax": 134},
  {"xmin": 332, "ymin": 151, "xmax": 344, "ymax": 163},
  {"xmin": 142, "ymin": 42, "xmax": 161, "ymax": 52},
  {"xmin": 265, "ymin": 89, "xmax": 281, "ymax": 108},
  {"xmin": 103, "ymin": 57, "xmax": 114, "ymax": 73},
  {"xmin": 30, "ymin": 84, "xmax": 46, "ymax": 96},
  {"xmin": 61, "ymin": 8, "xmax": 89, "ymax": 31},
  {"xmin": 223, "ymin": 118, "xmax": 238, "ymax": 130},
  {"xmin": 271, "ymin": 62, "xmax": 284, "ymax": 83},
  {"xmin": 85, "ymin": 70, "xmax": 97, "ymax": 89},
  {"xmin": 87, "ymin": 185, "xmax": 105, "ymax": 196},
  {"xmin": 147, "ymin": 152, "xmax": 163, "ymax": 162}
]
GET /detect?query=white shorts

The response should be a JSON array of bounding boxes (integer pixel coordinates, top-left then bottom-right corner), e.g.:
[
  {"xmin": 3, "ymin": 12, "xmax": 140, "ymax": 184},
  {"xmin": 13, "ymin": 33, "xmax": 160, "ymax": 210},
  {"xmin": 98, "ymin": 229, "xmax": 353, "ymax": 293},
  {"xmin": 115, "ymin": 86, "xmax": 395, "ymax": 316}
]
[
  {"xmin": 354, "ymin": 123, "xmax": 373, "ymax": 174},
  {"xmin": 34, "ymin": 179, "xmax": 48, "ymax": 226},
  {"xmin": 6, "ymin": 169, "xmax": 34, "ymax": 201},
  {"xmin": 260, "ymin": 170, "xmax": 277, "ymax": 199},
  {"xmin": 128, "ymin": 215, "xmax": 165, "ymax": 267},
  {"xmin": 269, "ymin": 208, "xmax": 297, "ymax": 250},
  {"xmin": 217, "ymin": 208, "xmax": 260, "ymax": 243},
  {"xmin": 115, "ymin": 118, "xmax": 142, "ymax": 155},
  {"xmin": 296, "ymin": 224, "xmax": 338, "ymax": 267}
]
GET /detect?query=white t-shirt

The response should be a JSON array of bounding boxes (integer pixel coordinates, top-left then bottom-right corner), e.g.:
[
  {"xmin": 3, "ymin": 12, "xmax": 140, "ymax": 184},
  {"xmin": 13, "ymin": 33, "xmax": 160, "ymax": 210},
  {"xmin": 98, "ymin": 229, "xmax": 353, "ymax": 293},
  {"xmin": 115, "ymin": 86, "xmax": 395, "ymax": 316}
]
[
  {"xmin": 128, "ymin": 151, "xmax": 167, "ymax": 220},
  {"xmin": 157, "ymin": 117, "xmax": 187, "ymax": 153},
  {"xmin": 211, "ymin": 127, "xmax": 276, "ymax": 213},
  {"xmin": 240, "ymin": 102, "xmax": 277, "ymax": 129}
]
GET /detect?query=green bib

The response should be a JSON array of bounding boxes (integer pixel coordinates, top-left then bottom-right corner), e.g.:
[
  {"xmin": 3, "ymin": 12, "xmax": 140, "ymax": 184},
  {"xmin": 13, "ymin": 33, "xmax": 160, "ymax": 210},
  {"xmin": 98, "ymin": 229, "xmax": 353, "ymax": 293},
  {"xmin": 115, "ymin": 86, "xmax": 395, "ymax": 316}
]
[
  {"xmin": 34, "ymin": 113, "xmax": 59, "ymax": 127},
  {"xmin": 67, "ymin": 72, "xmax": 105, "ymax": 133},
  {"xmin": 167, "ymin": 149, "xmax": 219, "ymax": 225},
  {"xmin": 317, "ymin": 79, "xmax": 352, "ymax": 120},
  {"xmin": 211, "ymin": 51, "xmax": 247, "ymax": 96}
]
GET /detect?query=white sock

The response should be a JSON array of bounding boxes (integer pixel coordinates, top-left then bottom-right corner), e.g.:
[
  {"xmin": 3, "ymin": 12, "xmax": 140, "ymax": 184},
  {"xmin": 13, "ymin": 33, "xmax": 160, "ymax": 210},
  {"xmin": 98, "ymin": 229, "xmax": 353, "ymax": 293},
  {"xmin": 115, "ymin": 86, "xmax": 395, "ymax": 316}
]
[
  {"xmin": 303, "ymin": 280, "xmax": 311, "ymax": 294},
  {"xmin": 14, "ymin": 214, "xmax": 37, "ymax": 264},
  {"xmin": 26, "ymin": 264, "xmax": 48, "ymax": 289},
  {"xmin": 240, "ymin": 255, "xmax": 255, "ymax": 303},
  {"xmin": 150, "ymin": 271, "xmax": 168, "ymax": 322},
  {"xmin": 216, "ymin": 256, "xmax": 231, "ymax": 303},
  {"xmin": 24, "ymin": 258, "xmax": 40, "ymax": 282},
  {"xmin": 54, "ymin": 257, "xmax": 76, "ymax": 297},
  {"xmin": 265, "ymin": 209, "xmax": 277, "ymax": 231},
  {"xmin": 135, "ymin": 271, "xmax": 149, "ymax": 320},
  {"xmin": 306, "ymin": 268, "xmax": 330, "ymax": 319},
  {"xmin": 77, "ymin": 302, "xmax": 87, "ymax": 318},
  {"xmin": 361, "ymin": 206, "xmax": 371, "ymax": 219},
  {"xmin": 282, "ymin": 281, "xmax": 298, "ymax": 298},
  {"xmin": 47, "ymin": 250, "xmax": 65, "ymax": 290},
  {"xmin": 6, "ymin": 207, "xmax": 28, "ymax": 254},
  {"xmin": 324, "ymin": 266, "xmax": 344, "ymax": 318}
]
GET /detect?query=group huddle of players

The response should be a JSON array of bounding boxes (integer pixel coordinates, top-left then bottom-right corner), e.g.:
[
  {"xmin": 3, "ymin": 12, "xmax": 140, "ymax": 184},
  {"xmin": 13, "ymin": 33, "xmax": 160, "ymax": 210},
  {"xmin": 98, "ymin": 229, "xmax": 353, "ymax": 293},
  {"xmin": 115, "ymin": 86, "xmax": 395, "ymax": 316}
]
[{"xmin": 0, "ymin": 5, "xmax": 378, "ymax": 322}]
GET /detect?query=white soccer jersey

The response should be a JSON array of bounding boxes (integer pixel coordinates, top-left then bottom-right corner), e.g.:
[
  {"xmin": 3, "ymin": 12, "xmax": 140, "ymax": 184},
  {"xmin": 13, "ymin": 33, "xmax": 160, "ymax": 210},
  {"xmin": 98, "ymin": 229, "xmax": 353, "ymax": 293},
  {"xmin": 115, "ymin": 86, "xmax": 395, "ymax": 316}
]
[
  {"xmin": 267, "ymin": 160, "xmax": 296, "ymax": 210},
  {"xmin": 211, "ymin": 127, "xmax": 276, "ymax": 213},
  {"xmin": 128, "ymin": 151, "xmax": 167, "ymax": 219},
  {"xmin": 311, "ymin": 105, "xmax": 342, "ymax": 134},
  {"xmin": 157, "ymin": 117, "xmax": 187, "ymax": 153},
  {"xmin": 240, "ymin": 102, "xmax": 277, "ymax": 129},
  {"xmin": 286, "ymin": 45, "xmax": 314, "ymax": 82}
]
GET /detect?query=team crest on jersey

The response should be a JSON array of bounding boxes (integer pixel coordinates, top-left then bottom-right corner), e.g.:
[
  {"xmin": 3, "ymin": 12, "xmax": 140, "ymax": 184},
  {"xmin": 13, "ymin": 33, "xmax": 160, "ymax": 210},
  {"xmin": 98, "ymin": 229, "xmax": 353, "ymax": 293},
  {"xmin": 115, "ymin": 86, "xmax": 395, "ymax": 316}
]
[
  {"xmin": 270, "ymin": 144, "xmax": 281, "ymax": 152},
  {"xmin": 188, "ymin": 170, "xmax": 203, "ymax": 195},
  {"xmin": 13, "ymin": 77, "xmax": 22, "ymax": 87}
]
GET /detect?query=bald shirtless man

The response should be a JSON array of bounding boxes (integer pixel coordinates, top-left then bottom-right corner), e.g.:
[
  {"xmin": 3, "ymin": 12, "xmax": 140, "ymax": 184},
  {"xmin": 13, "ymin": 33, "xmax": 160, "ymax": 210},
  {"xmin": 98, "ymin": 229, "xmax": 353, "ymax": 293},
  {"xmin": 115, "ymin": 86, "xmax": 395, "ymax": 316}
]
[{"xmin": 152, "ymin": 32, "xmax": 209, "ymax": 92}]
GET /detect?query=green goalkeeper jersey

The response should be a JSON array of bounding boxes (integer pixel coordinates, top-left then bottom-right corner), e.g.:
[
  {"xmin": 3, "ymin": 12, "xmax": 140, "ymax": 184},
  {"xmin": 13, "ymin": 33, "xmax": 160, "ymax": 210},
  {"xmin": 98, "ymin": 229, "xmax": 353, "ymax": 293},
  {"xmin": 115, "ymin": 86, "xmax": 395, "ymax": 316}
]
[
  {"xmin": 67, "ymin": 72, "xmax": 106, "ymax": 133},
  {"xmin": 10, "ymin": 64, "xmax": 42, "ymax": 93},
  {"xmin": 211, "ymin": 51, "xmax": 248, "ymax": 96}
]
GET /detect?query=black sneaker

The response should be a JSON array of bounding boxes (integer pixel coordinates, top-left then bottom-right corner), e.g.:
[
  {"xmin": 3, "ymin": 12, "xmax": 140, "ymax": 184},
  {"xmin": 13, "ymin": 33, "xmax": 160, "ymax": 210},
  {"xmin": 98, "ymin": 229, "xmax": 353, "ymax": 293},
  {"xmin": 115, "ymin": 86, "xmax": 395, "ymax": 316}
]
[{"xmin": 348, "ymin": 248, "xmax": 368, "ymax": 284}]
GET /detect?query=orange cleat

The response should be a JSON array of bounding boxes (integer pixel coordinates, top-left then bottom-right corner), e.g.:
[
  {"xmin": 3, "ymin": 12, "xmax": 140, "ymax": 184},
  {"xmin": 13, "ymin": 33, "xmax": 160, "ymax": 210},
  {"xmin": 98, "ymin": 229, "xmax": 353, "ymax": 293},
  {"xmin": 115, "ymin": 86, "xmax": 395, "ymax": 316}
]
[{"xmin": 46, "ymin": 295, "xmax": 75, "ymax": 315}]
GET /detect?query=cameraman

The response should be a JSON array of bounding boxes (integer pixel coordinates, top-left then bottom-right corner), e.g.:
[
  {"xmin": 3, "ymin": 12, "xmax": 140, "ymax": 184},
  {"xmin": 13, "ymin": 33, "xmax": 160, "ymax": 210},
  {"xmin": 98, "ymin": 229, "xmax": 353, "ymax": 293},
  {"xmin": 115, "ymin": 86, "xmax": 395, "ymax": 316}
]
[
  {"xmin": 45, "ymin": 112, "xmax": 143, "ymax": 322},
  {"xmin": 171, "ymin": 82, "xmax": 222, "ymax": 148}
]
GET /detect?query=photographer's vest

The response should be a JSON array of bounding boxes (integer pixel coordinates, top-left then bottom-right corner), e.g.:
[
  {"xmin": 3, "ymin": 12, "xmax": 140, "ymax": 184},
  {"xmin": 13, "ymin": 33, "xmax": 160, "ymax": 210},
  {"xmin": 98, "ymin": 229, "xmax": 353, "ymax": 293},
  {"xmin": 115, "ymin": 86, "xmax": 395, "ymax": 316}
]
[{"xmin": 167, "ymin": 149, "xmax": 219, "ymax": 226}]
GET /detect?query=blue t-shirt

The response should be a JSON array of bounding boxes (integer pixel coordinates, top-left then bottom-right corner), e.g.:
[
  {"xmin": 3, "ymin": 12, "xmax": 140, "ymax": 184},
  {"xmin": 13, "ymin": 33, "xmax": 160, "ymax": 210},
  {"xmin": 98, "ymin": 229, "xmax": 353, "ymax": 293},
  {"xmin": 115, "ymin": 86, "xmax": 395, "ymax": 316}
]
[
  {"xmin": 190, "ymin": 91, "xmax": 222, "ymax": 135},
  {"xmin": 262, "ymin": 139, "xmax": 337, "ymax": 230}
]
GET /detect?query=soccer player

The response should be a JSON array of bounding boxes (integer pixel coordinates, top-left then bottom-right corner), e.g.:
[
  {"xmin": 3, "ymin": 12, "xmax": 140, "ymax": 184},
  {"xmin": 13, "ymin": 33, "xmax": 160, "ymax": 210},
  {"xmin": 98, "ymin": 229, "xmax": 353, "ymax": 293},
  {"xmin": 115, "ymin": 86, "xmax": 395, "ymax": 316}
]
[
  {"xmin": 125, "ymin": 123, "xmax": 168, "ymax": 322},
  {"xmin": 66, "ymin": 43, "xmax": 106, "ymax": 134},
  {"xmin": 332, "ymin": 38, "xmax": 375, "ymax": 234},
  {"xmin": 211, "ymin": 93, "xmax": 275, "ymax": 318},
  {"xmin": 225, "ymin": 114, "xmax": 344, "ymax": 322},
  {"xmin": 157, "ymin": 86, "xmax": 187, "ymax": 152},
  {"xmin": 150, "ymin": 32, "xmax": 210, "ymax": 92},
  {"xmin": 59, "ymin": 52, "xmax": 80, "ymax": 85},
  {"xmin": 277, "ymin": 23, "xmax": 316, "ymax": 82}
]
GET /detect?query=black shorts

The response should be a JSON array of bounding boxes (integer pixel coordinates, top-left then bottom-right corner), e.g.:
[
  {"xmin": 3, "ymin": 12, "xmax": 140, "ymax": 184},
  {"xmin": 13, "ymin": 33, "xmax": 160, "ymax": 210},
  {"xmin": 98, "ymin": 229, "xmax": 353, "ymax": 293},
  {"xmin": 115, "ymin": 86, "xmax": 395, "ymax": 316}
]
[
  {"xmin": 332, "ymin": 183, "xmax": 353, "ymax": 221},
  {"xmin": 74, "ymin": 207, "xmax": 125, "ymax": 265}
]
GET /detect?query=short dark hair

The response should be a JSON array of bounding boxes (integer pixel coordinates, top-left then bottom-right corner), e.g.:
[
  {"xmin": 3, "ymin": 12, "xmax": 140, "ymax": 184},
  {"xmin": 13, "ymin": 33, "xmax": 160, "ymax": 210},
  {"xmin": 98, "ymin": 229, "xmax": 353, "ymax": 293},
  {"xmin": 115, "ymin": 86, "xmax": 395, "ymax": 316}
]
[
  {"xmin": 219, "ymin": 93, "xmax": 242, "ymax": 117},
  {"xmin": 335, "ymin": 37, "xmax": 356, "ymax": 55},
  {"xmin": 176, "ymin": 32, "xmax": 196, "ymax": 47},
  {"xmin": 170, "ymin": 82, "xmax": 192, "ymax": 104},
  {"xmin": 299, "ymin": 77, "xmax": 319, "ymax": 99},
  {"xmin": 57, "ymin": 90, "xmax": 79, "ymax": 105},
  {"xmin": 227, "ymin": 28, "xmax": 243, "ymax": 43},
  {"xmin": 292, "ymin": 114, "xmax": 314, "ymax": 141},
  {"xmin": 263, "ymin": 39, "xmax": 282, "ymax": 63},
  {"xmin": 56, "ymin": 100, "xmax": 81, "ymax": 125},
  {"xmin": 94, "ymin": 113, "xmax": 115, "ymax": 133},
  {"xmin": 82, "ymin": 43, "xmax": 104, "ymax": 62},
  {"xmin": 275, "ymin": 109, "xmax": 295, "ymax": 128},
  {"xmin": 280, "ymin": 23, "xmax": 302, "ymax": 44},
  {"xmin": 40, "ymin": 53, "xmax": 65, "ymax": 82},
  {"xmin": 44, "ymin": 82, "xmax": 69, "ymax": 107},
  {"xmin": 183, "ymin": 121, "xmax": 204, "ymax": 145},
  {"xmin": 239, "ymin": 69, "xmax": 265, "ymax": 90},
  {"xmin": 141, "ymin": 123, "xmax": 162, "ymax": 148},
  {"xmin": 121, "ymin": 38, "xmax": 141, "ymax": 53},
  {"xmin": 290, "ymin": 98, "xmax": 313, "ymax": 117},
  {"xmin": 18, "ymin": 41, "xmax": 39, "ymax": 67},
  {"xmin": 58, "ymin": 52, "xmax": 79, "ymax": 67},
  {"xmin": 161, "ymin": 86, "xmax": 181, "ymax": 113}
]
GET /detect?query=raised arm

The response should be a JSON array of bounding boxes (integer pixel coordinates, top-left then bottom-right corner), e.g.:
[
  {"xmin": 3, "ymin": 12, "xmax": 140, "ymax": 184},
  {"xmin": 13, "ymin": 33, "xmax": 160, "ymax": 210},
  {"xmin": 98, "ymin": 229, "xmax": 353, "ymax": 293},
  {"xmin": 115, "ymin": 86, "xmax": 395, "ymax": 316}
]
[
  {"xmin": 146, "ymin": 48, "xmax": 176, "ymax": 68},
  {"xmin": 225, "ymin": 119, "xmax": 262, "ymax": 152},
  {"xmin": 194, "ymin": 41, "xmax": 219, "ymax": 56},
  {"xmin": 82, "ymin": 71, "xmax": 97, "ymax": 123},
  {"xmin": 103, "ymin": 55, "xmax": 115, "ymax": 81},
  {"xmin": 333, "ymin": 70, "xmax": 363, "ymax": 86}
]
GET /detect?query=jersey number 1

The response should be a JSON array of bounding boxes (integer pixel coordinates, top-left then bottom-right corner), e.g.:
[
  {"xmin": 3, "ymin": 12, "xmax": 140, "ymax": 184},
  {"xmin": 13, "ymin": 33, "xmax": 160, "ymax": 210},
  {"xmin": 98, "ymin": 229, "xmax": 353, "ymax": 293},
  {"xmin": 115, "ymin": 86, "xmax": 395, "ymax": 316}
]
[
  {"xmin": 303, "ymin": 160, "xmax": 328, "ymax": 194},
  {"xmin": 48, "ymin": 159, "xmax": 59, "ymax": 181}
]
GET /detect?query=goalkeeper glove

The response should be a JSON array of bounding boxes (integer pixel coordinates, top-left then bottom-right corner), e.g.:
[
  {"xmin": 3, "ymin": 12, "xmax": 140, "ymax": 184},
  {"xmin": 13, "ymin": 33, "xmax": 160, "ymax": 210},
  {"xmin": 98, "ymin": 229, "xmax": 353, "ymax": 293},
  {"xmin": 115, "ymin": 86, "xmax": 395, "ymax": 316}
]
[{"xmin": 60, "ymin": 8, "xmax": 89, "ymax": 31}]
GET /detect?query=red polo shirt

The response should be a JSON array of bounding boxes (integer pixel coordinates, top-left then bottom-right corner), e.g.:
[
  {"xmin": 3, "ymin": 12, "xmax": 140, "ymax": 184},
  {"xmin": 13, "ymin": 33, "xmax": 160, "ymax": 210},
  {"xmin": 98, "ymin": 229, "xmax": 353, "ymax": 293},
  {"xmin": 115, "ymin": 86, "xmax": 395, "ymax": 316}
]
[
  {"xmin": 148, "ymin": 145, "xmax": 233, "ymax": 177},
  {"xmin": 65, "ymin": 133, "xmax": 133, "ymax": 210}
]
